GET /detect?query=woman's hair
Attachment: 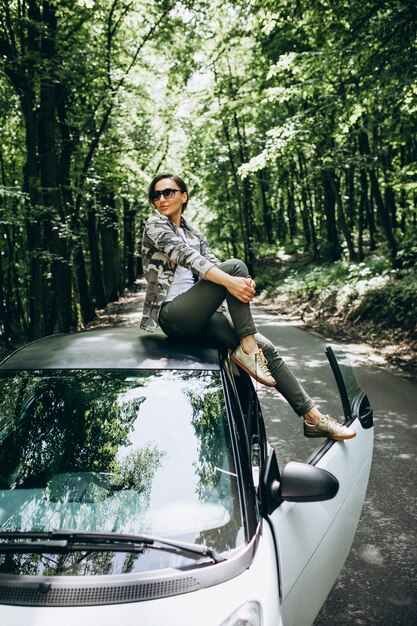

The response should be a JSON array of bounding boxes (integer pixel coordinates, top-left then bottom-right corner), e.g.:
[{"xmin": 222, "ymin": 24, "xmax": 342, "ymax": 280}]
[{"xmin": 148, "ymin": 172, "xmax": 189, "ymax": 212}]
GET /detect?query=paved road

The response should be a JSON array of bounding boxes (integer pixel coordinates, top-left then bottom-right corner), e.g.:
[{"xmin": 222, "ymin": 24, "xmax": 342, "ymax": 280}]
[{"xmin": 253, "ymin": 308, "xmax": 417, "ymax": 626}]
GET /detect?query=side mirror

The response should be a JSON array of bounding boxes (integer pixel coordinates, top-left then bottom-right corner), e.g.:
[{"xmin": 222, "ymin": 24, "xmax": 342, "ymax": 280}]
[{"xmin": 262, "ymin": 450, "xmax": 339, "ymax": 515}]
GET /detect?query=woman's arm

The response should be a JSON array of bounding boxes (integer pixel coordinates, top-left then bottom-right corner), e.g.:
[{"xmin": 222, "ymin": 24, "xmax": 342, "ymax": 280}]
[{"xmin": 144, "ymin": 215, "xmax": 215, "ymax": 277}]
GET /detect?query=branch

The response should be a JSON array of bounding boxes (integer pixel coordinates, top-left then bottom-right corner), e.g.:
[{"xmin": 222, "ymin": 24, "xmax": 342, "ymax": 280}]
[
  {"xmin": 75, "ymin": 4, "xmax": 173, "ymax": 208},
  {"xmin": 118, "ymin": 7, "xmax": 172, "ymax": 87},
  {"xmin": 110, "ymin": 0, "xmax": 134, "ymax": 39},
  {"xmin": 75, "ymin": 102, "xmax": 114, "ymax": 213},
  {"xmin": 106, "ymin": 0, "xmax": 119, "ymax": 89}
]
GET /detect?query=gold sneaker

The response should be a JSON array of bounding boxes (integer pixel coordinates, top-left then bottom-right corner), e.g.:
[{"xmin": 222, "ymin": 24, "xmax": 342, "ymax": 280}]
[
  {"xmin": 231, "ymin": 346, "xmax": 276, "ymax": 387},
  {"xmin": 304, "ymin": 415, "xmax": 356, "ymax": 441}
]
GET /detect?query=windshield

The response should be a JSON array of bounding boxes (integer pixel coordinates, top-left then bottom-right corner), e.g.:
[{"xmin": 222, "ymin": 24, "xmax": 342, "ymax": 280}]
[{"xmin": 0, "ymin": 369, "xmax": 244, "ymax": 575}]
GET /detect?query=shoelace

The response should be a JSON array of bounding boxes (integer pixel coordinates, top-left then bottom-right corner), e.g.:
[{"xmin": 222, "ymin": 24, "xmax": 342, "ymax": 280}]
[
  {"xmin": 255, "ymin": 350, "xmax": 272, "ymax": 377},
  {"xmin": 322, "ymin": 415, "xmax": 340, "ymax": 425},
  {"xmin": 322, "ymin": 415, "xmax": 349, "ymax": 431}
]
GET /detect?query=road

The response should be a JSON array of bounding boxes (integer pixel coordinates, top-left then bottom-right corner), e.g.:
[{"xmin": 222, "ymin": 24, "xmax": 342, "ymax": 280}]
[{"xmin": 253, "ymin": 308, "xmax": 417, "ymax": 626}]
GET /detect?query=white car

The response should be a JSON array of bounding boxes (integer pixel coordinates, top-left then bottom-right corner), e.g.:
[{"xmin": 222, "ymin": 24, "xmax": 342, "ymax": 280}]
[{"xmin": 0, "ymin": 328, "xmax": 374, "ymax": 626}]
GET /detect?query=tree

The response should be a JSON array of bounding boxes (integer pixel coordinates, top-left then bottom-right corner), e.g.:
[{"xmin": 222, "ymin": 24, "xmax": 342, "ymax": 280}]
[
  {"xmin": 0, "ymin": 0, "xmax": 181, "ymax": 346},
  {"xmin": 1, "ymin": 0, "xmax": 416, "ymax": 352}
]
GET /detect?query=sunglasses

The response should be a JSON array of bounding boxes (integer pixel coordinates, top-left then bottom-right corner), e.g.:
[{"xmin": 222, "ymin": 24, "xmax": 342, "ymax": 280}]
[{"xmin": 151, "ymin": 188, "xmax": 183, "ymax": 201}]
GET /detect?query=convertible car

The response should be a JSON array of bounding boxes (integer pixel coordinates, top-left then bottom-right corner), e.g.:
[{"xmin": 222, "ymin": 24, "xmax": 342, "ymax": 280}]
[{"xmin": 0, "ymin": 327, "xmax": 373, "ymax": 626}]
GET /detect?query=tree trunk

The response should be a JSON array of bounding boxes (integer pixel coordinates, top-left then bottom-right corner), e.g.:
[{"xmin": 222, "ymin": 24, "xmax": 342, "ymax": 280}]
[
  {"xmin": 233, "ymin": 111, "xmax": 255, "ymax": 275},
  {"xmin": 22, "ymin": 89, "xmax": 47, "ymax": 339},
  {"xmin": 0, "ymin": 155, "xmax": 16, "ymax": 343},
  {"xmin": 276, "ymin": 189, "xmax": 288, "ymax": 243},
  {"xmin": 136, "ymin": 217, "xmax": 145, "ymax": 276},
  {"xmin": 38, "ymin": 0, "xmax": 73, "ymax": 333},
  {"xmin": 99, "ymin": 192, "xmax": 121, "ymax": 303},
  {"xmin": 327, "ymin": 170, "xmax": 357, "ymax": 261},
  {"xmin": 242, "ymin": 176, "xmax": 255, "ymax": 275},
  {"xmin": 286, "ymin": 177, "xmax": 297, "ymax": 241},
  {"xmin": 56, "ymin": 83, "xmax": 96, "ymax": 325},
  {"xmin": 123, "ymin": 199, "xmax": 136, "ymax": 286},
  {"xmin": 322, "ymin": 171, "xmax": 340, "ymax": 261},
  {"xmin": 298, "ymin": 152, "xmax": 320, "ymax": 262},
  {"xmin": 257, "ymin": 170, "xmax": 274, "ymax": 245},
  {"xmin": 368, "ymin": 189, "xmax": 377, "ymax": 250},
  {"xmin": 292, "ymin": 158, "xmax": 311, "ymax": 253},
  {"xmin": 358, "ymin": 129, "xmax": 398, "ymax": 264},
  {"xmin": 385, "ymin": 186, "xmax": 398, "ymax": 229},
  {"xmin": 0, "ymin": 241, "xmax": 8, "ymax": 345},
  {"xmin": 87, "ymin": 205, "xmax": 107, "ymax": 309},
  {"xmin": 222, "ymin": 186, "xmax": 239, "ymax": 258},
  {"xmin": 221, "ymin": 119, "xmax": 248, "ymax": 265},
  {"xmin": 358, "ymin": 167, "xmax": 368, "ymax": 261},
  {"xmin": 73, "ymin": 245, "xmax": 96, "ymax": 324},
  {"xmin": 399, "ymin": 145, "xmax": 407, "ymax": 233},
  {"xmin": 382, "ymin": 146, "xmax": 398, "ymax": 229},
  {"xmin": 345, "ymin": 164, "xmax": 355, "ymax": 231}
]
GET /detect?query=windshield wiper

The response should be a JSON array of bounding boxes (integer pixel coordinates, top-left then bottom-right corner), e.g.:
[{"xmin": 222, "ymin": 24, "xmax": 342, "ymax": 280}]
[{"xmin": 0, "ymin": 530, "xmax": 226, "ymax": 563}]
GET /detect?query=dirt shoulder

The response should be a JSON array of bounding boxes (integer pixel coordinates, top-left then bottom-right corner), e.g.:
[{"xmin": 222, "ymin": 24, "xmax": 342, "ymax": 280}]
[{"xmin": 254, "ymin": 291, "xmax": 417, "ymax": 380}]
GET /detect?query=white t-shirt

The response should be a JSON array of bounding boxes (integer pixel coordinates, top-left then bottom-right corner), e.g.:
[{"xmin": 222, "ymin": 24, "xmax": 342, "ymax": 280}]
[{"xmin": 164, "ymin": 228, "xmax": 195, "ymax": 303}]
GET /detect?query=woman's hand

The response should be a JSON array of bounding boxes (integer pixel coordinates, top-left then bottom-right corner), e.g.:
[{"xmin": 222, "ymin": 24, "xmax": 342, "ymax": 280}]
[
  {"xmin": 225, "ymin": 276, "xmax": 256, "ymax": 303},
  {"xmin": 204, "ymin": 266, "xmax": 256, "ymax": 303}
]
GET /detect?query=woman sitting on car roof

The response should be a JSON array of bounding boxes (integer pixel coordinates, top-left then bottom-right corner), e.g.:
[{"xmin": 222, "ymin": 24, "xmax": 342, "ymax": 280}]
[{"xmin": 140, "ymin": 172, "xmax": 355, "ymax": 442}]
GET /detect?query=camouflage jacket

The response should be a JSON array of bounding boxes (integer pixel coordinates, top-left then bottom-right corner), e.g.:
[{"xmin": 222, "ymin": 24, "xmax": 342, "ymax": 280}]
[{"xmin": 140, "ymin": 213, "xmax": 221, "ymax": 332}]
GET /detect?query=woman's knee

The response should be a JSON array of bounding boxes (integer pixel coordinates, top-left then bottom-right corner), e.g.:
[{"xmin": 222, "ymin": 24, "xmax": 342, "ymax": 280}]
[{"xmin": 218, "ymin": 258, "xmax": 249, "ymax": 277}]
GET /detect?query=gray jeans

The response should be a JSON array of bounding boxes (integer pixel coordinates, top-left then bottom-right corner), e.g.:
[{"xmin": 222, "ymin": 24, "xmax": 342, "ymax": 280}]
[{"xmin": 159, "ymin": 259, "xmax": 314, "ymax": 416}]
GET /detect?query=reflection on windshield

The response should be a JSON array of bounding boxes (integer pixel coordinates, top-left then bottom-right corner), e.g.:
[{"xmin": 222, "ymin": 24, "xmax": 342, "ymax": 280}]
[{"xmin": 0, "ymin": 370, "xmax": 243, "ymax": 575}]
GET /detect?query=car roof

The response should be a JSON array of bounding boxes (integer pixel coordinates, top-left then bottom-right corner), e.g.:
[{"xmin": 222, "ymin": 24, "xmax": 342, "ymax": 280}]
[{"xmin": 0, "ymin": 327, "xmax": 223, "ymax": 371}]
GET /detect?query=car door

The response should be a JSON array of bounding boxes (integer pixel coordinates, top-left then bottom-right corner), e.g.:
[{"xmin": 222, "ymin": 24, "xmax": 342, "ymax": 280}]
[{"xmin": 265, "ymin": 347, "xmax": 374, "ymax": 626}]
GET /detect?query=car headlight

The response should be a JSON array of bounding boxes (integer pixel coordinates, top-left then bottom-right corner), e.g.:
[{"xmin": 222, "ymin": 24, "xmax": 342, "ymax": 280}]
[{"xmin": 220, "ymin": 601, "xmax": 262, "ymax": 626}]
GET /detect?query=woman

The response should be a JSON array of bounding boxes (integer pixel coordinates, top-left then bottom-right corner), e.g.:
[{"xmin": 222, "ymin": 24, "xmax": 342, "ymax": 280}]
[{"xmin": 140, "ymin": 172, "xmax": 355, "ymax": 441}]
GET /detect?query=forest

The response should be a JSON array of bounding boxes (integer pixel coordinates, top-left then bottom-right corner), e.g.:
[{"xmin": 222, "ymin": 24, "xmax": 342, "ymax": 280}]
[{"xmin": 0, "ymin": 0, "xmax": 416, "ymax": 363}]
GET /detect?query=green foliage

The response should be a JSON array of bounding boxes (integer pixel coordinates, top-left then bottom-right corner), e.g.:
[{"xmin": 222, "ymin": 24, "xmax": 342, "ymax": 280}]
[
  {"xmin": 397, "ymin": 230, "xmax": 417, "ymax": 269},
  {"xmin": 115, "ymin": 446, "xmax": 166, "ymax": 495},
  {"xmin": 1, "ymin": 0, "xmax": 417, "ymax": 347},
  {"xmin": 257, "ymin": 255, "xmax": 391, "ymax": 298},
  {"xmin": 349, "ymin": 271, "xmax": 417, "ymax": 334},
  {"xmin": 0, "ymin": 370, "xmax": 142, "ymax": 486},
  {"xmin": 255, "ymin": 252, "xmax": 416, "ymax": 340}
]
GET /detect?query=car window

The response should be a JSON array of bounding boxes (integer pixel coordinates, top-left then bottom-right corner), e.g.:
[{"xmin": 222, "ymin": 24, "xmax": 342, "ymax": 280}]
[
  {"xmin": 325, "ymin": 347, "xmax": 361, "ymax": 420},
  {"xmin": 0, "ymin": 369, "xmax": 244, "ymax": 575}
]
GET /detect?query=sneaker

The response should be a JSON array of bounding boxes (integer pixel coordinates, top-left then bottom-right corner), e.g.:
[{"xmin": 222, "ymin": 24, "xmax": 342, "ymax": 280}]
[
  {"xmin": 304, "ymin": 415, "xmax": 356, "ymax": 441},
  {"xmin": 231, "ymin": 346, "xmax": 276, "ymax": 387}
]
